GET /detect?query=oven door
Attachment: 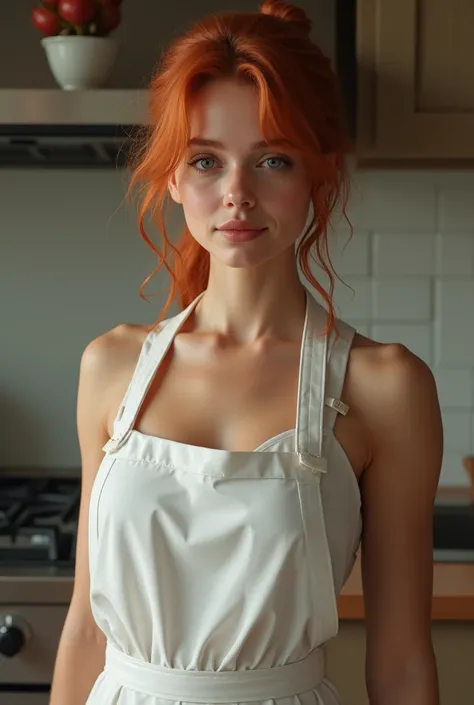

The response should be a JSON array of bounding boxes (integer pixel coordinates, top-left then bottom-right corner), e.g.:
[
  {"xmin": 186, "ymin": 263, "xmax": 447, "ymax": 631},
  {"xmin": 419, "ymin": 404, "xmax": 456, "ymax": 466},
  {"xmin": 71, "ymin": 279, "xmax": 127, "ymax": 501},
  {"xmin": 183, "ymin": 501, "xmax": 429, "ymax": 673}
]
[{"xmin": 0, "ymin": 605, "xmax": 68, "ymax": 704}]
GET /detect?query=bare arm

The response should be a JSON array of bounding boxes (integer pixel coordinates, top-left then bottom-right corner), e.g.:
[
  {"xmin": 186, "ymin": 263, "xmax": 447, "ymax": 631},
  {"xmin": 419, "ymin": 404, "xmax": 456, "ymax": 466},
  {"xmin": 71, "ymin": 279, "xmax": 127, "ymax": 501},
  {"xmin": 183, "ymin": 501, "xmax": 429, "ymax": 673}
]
[
  {"xmin": 358, "ymin": 345, "xmax": 443, "ymax": 705},
  {"xmin": 49, "ymin": 337, "xmax": 113, "ymax": 704}
]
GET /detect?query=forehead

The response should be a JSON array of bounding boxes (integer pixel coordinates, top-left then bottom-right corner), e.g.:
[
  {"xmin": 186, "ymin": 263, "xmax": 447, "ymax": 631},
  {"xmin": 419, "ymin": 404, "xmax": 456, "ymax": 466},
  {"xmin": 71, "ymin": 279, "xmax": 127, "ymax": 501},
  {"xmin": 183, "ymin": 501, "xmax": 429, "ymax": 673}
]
[{"xmin": 188, "ymin": 79, "xmax": 263, "ymax": 142}]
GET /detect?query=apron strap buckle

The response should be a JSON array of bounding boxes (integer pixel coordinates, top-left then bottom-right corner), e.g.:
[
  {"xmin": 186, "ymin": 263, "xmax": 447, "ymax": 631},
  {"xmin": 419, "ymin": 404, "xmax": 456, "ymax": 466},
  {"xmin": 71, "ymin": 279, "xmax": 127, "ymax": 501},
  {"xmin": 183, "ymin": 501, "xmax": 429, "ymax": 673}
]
[{"xmin": 298, "ymin": 452, "xmax": 327, "ymax": 474}]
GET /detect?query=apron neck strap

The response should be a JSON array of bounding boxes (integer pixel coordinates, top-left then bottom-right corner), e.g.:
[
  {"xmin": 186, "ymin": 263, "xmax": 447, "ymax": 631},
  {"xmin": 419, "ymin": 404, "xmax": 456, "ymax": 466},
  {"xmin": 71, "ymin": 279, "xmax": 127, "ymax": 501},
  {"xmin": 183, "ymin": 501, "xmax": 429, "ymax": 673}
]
[{"xmin": 295, "ymin": 291, "xmax": 328, "ymax": 460}]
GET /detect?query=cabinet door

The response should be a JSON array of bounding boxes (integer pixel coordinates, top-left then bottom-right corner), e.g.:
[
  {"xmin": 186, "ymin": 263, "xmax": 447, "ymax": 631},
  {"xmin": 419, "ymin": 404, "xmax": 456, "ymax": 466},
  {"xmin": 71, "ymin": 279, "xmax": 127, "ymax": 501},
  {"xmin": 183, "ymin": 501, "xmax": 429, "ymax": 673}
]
[{"xmin": 357, "ymin": 0, "xmax": 474, "ymax": 161}]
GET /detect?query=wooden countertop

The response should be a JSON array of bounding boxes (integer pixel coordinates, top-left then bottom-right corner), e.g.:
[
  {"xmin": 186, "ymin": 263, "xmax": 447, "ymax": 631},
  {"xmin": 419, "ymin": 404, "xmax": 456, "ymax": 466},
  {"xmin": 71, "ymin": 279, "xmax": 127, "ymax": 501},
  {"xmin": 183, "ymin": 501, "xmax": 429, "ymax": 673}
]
[
  {"xmin": 338, "ymin": 487, "xmax": 474, "ymax": 621},
  {"xmin": 338, "ymin": 555, "xmax": 474, "ymax": 621}
]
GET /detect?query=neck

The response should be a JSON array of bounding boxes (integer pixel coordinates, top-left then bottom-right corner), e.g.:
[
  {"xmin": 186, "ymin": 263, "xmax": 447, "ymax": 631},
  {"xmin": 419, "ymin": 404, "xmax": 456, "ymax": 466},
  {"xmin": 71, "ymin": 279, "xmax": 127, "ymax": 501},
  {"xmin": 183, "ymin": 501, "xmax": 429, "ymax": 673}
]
[{"xmin": 194, "ymin": 252, "xmax": 308, "ymax": 344}]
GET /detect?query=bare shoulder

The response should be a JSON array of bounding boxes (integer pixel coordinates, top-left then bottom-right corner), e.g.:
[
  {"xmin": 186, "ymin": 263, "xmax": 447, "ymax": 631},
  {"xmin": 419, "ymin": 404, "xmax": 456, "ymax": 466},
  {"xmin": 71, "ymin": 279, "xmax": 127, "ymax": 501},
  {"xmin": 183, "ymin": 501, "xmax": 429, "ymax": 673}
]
[
  {"xmin": 79, "ymin": 323, "xmax": 147, "ymax": 420},
  {"xmin": 80, "ymin": 323, "xmax": 149, "ymax": 378},
  {"xmin": 79, "ymin": 323, "xmax": 155, "ymax": 424},
  {"xmin": 349, "ymin": 332, "xmax": 437, "ymax": 401},
  {"xmin": 345, "ymin": 333, "xmax": 442, "ymax": 465}
]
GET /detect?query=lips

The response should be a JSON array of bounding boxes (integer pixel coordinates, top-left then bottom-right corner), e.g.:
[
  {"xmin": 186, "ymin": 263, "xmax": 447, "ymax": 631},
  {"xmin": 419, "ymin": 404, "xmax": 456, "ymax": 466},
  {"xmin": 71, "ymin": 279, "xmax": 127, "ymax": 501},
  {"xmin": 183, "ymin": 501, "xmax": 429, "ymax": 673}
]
[
  {"xmin": 215, "ymin": 219, "xmax": 267, "ymax": 243},
  {"xmin": 217, "ymin": 227, "xmax": 267, "ymax": 243},
  {"xmin": 217, "ymin": 223, "xmax": 265, "ymax": 231}
]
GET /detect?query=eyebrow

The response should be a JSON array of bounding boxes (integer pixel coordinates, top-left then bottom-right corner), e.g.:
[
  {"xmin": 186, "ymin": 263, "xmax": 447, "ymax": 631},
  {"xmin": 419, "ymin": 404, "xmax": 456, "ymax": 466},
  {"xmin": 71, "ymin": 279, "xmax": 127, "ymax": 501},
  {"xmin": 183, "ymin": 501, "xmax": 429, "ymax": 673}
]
[{"xmin": 186, "ymin": 138, "xmax": 289, "ymax": 150}]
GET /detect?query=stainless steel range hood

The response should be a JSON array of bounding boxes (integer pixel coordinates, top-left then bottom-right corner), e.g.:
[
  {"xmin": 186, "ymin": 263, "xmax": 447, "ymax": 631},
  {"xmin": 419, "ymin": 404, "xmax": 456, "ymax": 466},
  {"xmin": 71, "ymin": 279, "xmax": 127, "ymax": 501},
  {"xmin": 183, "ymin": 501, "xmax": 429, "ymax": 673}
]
[{"xmin": 0, "ymin": 89, "xmax": 149, "ymax": 168}]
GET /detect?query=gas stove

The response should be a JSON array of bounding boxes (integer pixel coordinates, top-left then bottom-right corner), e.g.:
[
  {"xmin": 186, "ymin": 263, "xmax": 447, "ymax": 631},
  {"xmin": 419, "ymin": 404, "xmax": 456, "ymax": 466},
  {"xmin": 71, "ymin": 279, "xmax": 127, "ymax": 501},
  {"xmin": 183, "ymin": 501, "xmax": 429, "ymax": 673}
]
[
  {"xmin": 0, "ymin": 470, "xmax": 80, "ymax": 704},
  {"xmin": 0, "ymin": 476, "xmax": 80, "ymax": 567}
]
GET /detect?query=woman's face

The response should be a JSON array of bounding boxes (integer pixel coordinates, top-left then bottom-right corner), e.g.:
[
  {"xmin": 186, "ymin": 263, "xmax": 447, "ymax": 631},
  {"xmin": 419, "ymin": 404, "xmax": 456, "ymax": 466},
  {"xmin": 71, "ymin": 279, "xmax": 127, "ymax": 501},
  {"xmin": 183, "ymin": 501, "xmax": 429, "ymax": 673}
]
[{"xmin": 169, "ymin": 78, "xmax": 312, "ymax": 269}]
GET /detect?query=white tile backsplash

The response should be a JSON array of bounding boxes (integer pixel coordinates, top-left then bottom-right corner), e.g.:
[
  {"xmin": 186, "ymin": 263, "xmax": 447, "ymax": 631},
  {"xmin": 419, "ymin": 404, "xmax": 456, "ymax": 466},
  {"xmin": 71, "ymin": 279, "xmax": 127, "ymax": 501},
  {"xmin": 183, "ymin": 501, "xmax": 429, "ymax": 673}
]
[
  {"xmin": 373, "ymin": 278, "xmax": 432, "ymax": 321},
  {"xmin": 373, "ymin": 233, "xmax": 436, "ymax": 275},
  {"xmin": 437, "ymin": 233, "xmax": 474, "ymax": 276},
  {"xmin": 442, "ymin": 411, "xmax": 472, "ymax": 455},
  {"xmin": 346, "ymin": 322, "xmax": 371, "ymax": 337},
  {"xmin": 328, "ymin": 230, "xmax": 371, "ymax": 276},
  {"xmin": 434, "ymin": 369, "xmax": 474, "ymax": 409},
  {"xmin": 345, "ymin": 172, "xmax": 437, "ymax": 231},
  {"xmin": 333, "ymin": 277, "xmax": 373, "ymax": 320},
  {"xmin": 440, "ymin": 453, "xmax": 469, "ymax": 486},
  {"xmin": 438, "ymin": 188, "xmax": 474, "ymax": 231},
  {"xmin": 331, "ymin": 170, "xmax": 474, "ymax": 486},
  {"xmin": 434, "ymin": 280, "xmax": 474, "ymax": 366},
  {"xmin": 372, "ymin": 323, "xmax": 433, "ymax": 365}
]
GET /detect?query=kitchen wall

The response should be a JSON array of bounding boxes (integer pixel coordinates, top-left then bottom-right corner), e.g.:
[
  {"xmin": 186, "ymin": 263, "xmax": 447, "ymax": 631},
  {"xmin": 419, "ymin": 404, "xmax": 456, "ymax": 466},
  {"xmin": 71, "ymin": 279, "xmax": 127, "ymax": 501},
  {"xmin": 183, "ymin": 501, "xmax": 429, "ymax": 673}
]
[
  {"xmin": 328, "ymin": 168, "xmax": 474, "ymax": 487},
  {"xmin": 1, "ymin": 166, "xmax": 473, "ymax": 485}
]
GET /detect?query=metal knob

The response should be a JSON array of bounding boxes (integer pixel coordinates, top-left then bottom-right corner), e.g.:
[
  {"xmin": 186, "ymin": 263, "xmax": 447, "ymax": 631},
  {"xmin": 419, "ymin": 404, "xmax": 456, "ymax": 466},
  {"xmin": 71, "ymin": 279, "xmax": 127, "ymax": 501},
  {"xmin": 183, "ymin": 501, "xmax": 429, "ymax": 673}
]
[{"xmin": 0, "ymin": 615, "xmax": 31, "ymax": 658}]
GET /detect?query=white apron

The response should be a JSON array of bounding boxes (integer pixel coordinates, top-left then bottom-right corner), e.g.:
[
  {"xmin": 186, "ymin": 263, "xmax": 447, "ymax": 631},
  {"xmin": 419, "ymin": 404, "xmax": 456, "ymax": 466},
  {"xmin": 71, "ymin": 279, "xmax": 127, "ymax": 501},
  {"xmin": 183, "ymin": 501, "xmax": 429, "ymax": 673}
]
[{"xmin": 87, "ymin": 288, "xmax": 362, "ymax": 705}]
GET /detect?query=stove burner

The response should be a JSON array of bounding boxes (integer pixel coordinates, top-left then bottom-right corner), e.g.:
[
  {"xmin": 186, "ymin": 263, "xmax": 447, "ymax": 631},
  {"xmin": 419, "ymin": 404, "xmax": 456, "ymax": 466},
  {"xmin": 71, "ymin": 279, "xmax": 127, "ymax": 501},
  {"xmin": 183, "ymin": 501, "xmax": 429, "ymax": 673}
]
[{"xmin": 0, "ymin": 477, "xmax": 80, "ymax": 566}]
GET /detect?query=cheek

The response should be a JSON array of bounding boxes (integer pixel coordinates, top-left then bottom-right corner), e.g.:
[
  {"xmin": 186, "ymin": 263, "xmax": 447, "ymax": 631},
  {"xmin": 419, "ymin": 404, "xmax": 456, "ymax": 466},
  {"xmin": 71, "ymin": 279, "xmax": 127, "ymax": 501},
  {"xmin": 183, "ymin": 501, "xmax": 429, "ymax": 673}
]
[
  {"xmin": 258, "ymin": 164, "xmax": 310, "ymax": 203},
  {"xmin": 179, "ymin": 179, "xmax": 218, "ymax": 217},
  {"xmin": 262, "ymin": 180, "xmax": 309, "ymax": 215}
]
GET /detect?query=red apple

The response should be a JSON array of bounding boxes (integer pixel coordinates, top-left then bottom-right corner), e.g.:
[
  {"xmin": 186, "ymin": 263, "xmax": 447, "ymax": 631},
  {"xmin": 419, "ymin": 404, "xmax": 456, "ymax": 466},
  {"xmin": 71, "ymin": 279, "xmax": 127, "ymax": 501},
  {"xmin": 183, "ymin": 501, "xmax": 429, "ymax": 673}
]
[
  {"xmin": 31, "ymin": 6, "xmax": 61, "ymax": 35},
  {"xmin": 97, "ymin": 2, "xmax": 121, "ymax": 32},
  {"xmin": 57, "ymin": 0, "xmax": 96, "ymax": 26}
]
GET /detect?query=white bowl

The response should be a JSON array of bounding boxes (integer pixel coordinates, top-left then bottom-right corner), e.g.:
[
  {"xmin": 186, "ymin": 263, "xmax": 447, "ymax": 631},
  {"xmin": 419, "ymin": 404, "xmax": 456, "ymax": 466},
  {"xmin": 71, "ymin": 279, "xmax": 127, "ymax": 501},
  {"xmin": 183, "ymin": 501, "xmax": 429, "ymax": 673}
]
[{"xmin": 41, "ymin": 36, "xmax": 119, "ymax": 90}]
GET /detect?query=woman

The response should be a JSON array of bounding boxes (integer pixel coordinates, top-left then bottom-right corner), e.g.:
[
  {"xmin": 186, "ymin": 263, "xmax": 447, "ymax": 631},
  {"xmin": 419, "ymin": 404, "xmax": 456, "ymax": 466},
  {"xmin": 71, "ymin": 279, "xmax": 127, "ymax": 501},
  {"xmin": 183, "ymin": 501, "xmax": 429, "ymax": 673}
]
[{"xmin": 50, "ymin": 2, "xmax": 443, "ymax": 704}]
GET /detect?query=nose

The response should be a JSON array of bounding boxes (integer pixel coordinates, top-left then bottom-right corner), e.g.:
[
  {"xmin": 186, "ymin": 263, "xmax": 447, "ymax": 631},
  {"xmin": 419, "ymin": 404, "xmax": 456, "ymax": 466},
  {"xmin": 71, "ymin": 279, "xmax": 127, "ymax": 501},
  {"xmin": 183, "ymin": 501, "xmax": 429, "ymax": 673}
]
[{"xmin": 223, "ymin": 168, "xmax": 256, "ymax": 210}]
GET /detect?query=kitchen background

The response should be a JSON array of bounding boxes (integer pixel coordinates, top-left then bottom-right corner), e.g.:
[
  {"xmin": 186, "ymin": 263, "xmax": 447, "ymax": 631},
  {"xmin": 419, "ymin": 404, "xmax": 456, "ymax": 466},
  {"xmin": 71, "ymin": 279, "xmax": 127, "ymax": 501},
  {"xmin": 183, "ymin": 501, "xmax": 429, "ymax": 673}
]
[
  {"xmin": 1, "ymin": 1, "xmax": 474, "ymax": 703},
  {"xmin": 1, "ymin": 0, "xmax": 473, "ymax": 487}
]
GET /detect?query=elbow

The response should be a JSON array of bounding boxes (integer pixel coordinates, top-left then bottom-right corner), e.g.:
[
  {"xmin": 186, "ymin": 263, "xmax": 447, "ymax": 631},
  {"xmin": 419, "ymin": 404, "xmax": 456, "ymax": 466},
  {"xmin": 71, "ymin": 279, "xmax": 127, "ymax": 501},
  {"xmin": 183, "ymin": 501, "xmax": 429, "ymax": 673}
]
[{"xmin": 61, "ymin": 604, "xmax": 105, "ymax": 646}]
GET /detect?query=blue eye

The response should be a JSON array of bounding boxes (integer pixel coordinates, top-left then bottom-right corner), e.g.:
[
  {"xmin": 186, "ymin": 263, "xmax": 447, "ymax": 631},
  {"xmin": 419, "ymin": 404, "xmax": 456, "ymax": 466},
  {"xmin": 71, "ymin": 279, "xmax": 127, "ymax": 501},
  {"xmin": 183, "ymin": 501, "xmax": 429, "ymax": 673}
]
[
  {"xmin": 262, "ymin": 156, "xmax": 292, "ymax": 170},
  {"xmin": 188, "ymin": 157, "xmax": 216, "ymax": 172},
  {"xmin": 187, "ymin": 154, "xmax": 292, "ymax": 174}
]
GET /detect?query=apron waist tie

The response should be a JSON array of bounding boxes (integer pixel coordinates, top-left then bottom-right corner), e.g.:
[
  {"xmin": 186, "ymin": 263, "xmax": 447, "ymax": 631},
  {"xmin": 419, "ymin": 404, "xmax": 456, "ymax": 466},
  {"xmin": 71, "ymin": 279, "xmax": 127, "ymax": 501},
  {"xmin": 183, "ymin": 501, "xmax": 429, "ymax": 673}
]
[{"xmin": 105, "ymin": 641, "xmax": 326, "ymax": 702}]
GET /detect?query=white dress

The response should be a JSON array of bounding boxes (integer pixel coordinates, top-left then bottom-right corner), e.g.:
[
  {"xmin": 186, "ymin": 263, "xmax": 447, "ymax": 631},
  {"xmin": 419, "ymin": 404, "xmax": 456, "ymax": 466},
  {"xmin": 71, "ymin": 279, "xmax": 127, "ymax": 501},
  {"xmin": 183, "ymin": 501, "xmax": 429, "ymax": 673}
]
[{"xmin": 86, "ymin": 288, "xmax": 362, "ymax": 705}]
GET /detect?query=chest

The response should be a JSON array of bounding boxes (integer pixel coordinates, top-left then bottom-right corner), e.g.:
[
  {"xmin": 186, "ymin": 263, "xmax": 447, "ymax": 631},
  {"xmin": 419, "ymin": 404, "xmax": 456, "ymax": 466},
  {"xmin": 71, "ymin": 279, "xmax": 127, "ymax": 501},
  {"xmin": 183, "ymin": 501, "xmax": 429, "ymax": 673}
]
[
  {"xmin": 106, "ymin": 331, "xmax": 367, "ymax": 479},
  {"xmin": 134, "ymin": 336, "xmax": 302, "ymax": 454}
]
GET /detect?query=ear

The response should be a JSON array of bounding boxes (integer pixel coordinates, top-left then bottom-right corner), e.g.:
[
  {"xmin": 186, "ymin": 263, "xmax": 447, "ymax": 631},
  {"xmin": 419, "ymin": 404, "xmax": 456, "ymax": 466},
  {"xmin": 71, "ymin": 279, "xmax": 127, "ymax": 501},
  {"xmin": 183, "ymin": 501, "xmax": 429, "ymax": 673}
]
[{"xmin": 168, "ymin": 171, "xmax": 182, "ymax": 204}]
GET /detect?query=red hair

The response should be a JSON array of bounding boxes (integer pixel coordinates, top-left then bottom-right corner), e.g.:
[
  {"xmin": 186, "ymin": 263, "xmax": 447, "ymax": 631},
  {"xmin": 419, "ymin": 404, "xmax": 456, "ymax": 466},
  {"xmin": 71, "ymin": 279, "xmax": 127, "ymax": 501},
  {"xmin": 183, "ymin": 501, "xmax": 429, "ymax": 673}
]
[{"xmin": 127, "ymin": 0, "xmax": 353, "ymax": 333}]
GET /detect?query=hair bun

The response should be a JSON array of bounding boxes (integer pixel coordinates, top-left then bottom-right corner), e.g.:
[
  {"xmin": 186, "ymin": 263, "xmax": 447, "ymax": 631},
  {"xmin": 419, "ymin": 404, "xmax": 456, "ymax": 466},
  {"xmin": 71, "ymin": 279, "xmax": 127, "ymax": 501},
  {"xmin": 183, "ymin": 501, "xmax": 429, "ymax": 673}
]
[{"xmin": 260, "ymin": 0, "xmax": 312, "ymax": 37}]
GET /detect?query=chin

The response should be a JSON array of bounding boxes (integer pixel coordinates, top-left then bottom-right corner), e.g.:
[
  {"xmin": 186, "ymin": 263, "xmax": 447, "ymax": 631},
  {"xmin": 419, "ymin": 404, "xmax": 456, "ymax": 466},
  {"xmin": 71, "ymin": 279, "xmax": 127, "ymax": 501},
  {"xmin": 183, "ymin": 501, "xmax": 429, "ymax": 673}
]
[{"xmin": 212, "ymin": 249, "xmax": 277, "ymax": 269}]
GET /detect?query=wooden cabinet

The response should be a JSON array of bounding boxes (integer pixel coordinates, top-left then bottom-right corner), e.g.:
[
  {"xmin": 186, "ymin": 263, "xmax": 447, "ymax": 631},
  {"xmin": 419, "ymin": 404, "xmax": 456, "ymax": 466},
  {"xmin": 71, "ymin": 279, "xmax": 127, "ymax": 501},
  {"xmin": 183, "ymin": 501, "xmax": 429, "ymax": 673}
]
[
  {"xmin": 356, "ymin": 0, "xmax": 474, "ymax": 163},
  {"xmin": 326, "ymin": 620, "xmax": 474, "ymax": 705}
]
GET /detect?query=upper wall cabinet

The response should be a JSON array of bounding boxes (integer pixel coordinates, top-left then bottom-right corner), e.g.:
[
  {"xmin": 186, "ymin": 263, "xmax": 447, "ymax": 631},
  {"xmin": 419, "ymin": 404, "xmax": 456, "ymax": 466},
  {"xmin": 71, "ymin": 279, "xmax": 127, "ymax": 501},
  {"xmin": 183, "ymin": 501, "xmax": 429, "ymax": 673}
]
[{"xmin": 356, "ymin": 0, "xmax": 474, "ymax": 163}]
